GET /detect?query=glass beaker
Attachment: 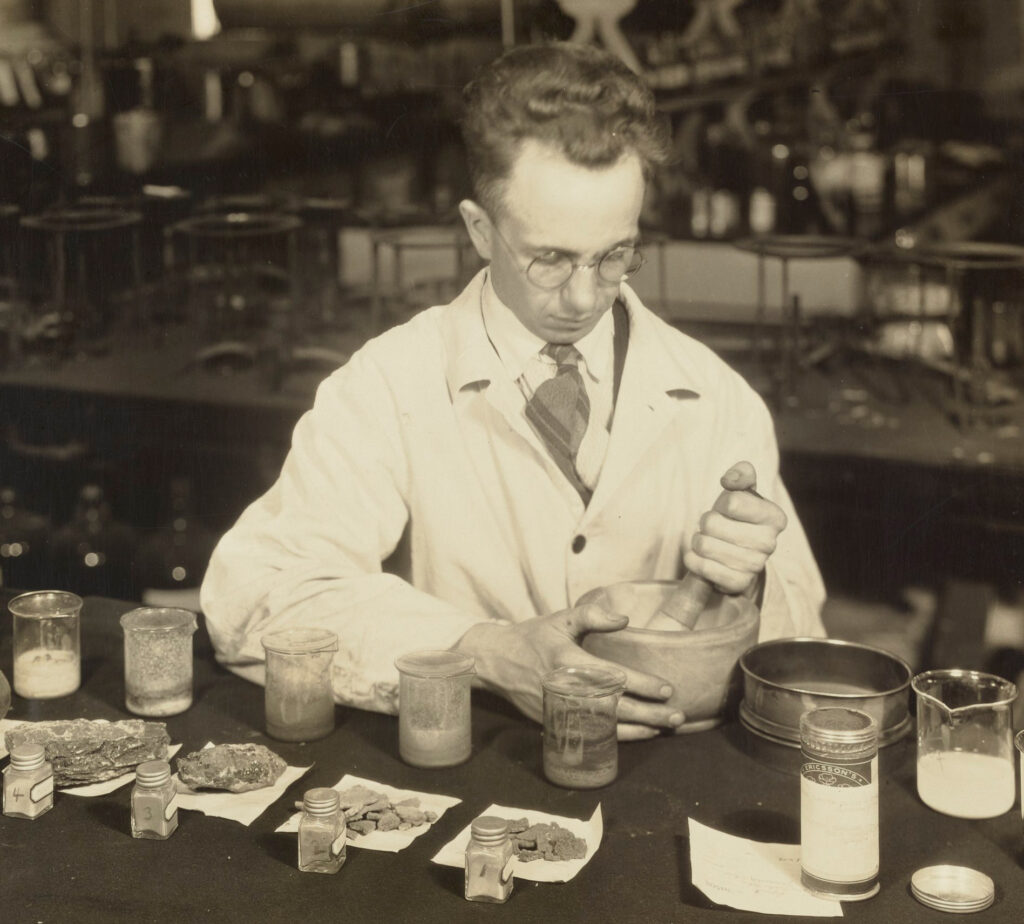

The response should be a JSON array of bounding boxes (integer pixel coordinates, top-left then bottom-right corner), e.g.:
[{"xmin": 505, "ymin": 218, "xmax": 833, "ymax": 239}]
[
  {"xmin": 542, "ymin": 665, "xmax": 626, "ymax": 789},
  {"xmin": 394, "ymin": 650, "xmax": 475, "ymax": 768},
  {"xmin": 120, "ymin": 607, "xmax": 198, "ymax": 716},
  {"xmin": 911, "ymin": 669, "xmax": 1018, "ymax": 818},
  {"xmin": 10, "ymin": 590, "xmax": 83, "ymax": 699},
  {"xmin": 261, "ymin": 628, "xmax": 338, "ymax": 742},
  {"xmin": 1016, "ymin": 730, "xmax": 1024, "ymax": 831}
]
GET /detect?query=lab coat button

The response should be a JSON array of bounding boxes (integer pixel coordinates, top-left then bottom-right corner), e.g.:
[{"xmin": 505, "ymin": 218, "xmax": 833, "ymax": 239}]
[{"xmin": 571, "ymin": 534, "xmax": 586, "ymax": 554}]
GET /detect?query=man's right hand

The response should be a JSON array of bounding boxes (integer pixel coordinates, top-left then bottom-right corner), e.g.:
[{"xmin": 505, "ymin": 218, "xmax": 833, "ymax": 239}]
[{"xmin": 454, "ymin": 604, "xmax": 685, "ymax": 740}]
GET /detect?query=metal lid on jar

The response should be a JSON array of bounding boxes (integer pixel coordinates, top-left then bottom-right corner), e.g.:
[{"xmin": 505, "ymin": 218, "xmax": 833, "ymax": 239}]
[
  {"xmin": 800, "ymin": 707, "xmax": 878, "ymax": 750},
  {"xmin": 470, "ymin": 815, "xmax": 510, "ymax": 845},
  {"xmin": 911, "ymin": 865, "xmax": 995, "ymax": 913},
  {"xmin": 10, "ymin": 743, "xmax": 46, "ymax": 770},
  {"xmin": 136, "ymin": 759, "xmax": 172, "ymax": 786},
  {"xmin": 303, "ymin": 787, "xmax": 341, "ymax": 815}
]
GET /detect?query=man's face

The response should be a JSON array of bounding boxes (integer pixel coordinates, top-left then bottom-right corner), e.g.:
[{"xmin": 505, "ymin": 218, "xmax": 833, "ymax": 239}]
[{"xmin": 469, "ymin": 139, "xmax": 646, "ymax": 344}]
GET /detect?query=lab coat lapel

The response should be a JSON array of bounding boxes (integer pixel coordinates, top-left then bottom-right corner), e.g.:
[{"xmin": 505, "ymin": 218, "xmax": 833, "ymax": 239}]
[{"xmin": 585, "ymin": 293, "xmax": 701, "ymax": 520}]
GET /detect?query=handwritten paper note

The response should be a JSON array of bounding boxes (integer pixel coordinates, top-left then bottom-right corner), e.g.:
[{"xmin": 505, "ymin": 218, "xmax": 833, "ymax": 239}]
[{"xmin": 688, "ymin": 818, "xmax": 842, "ymax": 917}]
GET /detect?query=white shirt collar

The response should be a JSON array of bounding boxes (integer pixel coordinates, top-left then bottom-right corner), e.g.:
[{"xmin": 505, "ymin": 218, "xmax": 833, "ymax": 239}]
[{"xmin": 480, "ymin": 271, "xmax": 615, "ymax": 383}]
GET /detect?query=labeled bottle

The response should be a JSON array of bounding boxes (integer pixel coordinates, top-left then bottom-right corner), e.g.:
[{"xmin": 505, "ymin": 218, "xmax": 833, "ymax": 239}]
[
  {"xmin": 3, "ymin": 743, "xmax": 55, "ymax": 819},
  {"xmin": 800, "ymin": 707, "xmax": 879, "ymax": 901},
  {"xmin": 131, "ymin": 759, "xmax": 178, "ymax": 839},
  {"xmin": 298, "ymin": 787, "xmax": 347, "ymax": 874},
  {"xmin": 464, "ymin": 815, "xmax": 515, "ymax": 903}
]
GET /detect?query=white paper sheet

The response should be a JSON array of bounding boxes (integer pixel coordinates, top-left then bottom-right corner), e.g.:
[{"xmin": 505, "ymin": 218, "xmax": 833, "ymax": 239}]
[
  {"xmin": 172, "ymin": 741, "xmax": 312, "ymax": 826},
  {"xmin": 431, "ymin": 802, "xmax": 603, "ymax": 883},
  {"xmin": 276, "ymin": 773, "xmax": 462, "ymax": 852},
  {"xmin": 688, "ymin": 818, "xmax": 842, "ymax": 917}
]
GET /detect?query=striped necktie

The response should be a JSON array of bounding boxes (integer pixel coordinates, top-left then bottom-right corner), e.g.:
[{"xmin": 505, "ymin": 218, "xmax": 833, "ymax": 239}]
[{"xmin": 525, "ymin": 343, "xmax": 591, "ymax": 499}]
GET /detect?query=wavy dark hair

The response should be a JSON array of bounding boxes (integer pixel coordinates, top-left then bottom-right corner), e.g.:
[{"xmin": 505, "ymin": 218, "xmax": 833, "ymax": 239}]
[{"xmin": 461, "ymin": 42, "xmax": 670, "ymax": 219}]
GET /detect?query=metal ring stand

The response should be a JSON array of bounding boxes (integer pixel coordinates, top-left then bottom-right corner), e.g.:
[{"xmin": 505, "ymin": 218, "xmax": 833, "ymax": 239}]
[
  {"xmin": 732, "ymin": 234, "xmax": 866, "ymax": 405},
  {"xmin": 18, "ymin": 206, "xmax": 144, "ymax": 356},
  {"xmin": 882, "ymin": 242, "xmax": 1024, "ymax": 429},
  {"xmin": 169, "ymin": 210, "xmax": 350, "ymax": 389}
]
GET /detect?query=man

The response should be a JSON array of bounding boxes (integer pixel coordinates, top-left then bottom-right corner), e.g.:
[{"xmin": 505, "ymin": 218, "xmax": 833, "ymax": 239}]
[{"xmin": 201, "ymin": 42, "xmax": 825, "ymax": 741}]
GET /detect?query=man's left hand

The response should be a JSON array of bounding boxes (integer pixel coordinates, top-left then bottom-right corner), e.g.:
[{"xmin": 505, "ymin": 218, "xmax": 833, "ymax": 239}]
[{"xmin": 682, "ymin": 461, "xmax": 787, "ymax": 596}]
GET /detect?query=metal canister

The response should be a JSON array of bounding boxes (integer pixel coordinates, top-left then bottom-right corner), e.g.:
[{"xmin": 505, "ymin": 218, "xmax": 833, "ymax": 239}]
[{"xmin": 800, "ymin": 707, "xmax": 880, "ymax": 901}]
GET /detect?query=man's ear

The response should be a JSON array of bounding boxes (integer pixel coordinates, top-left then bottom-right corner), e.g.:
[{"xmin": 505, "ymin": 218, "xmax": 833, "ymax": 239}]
[{"xmin": 459, "ymin": 199, "xmax": 494, "ymax": 262}]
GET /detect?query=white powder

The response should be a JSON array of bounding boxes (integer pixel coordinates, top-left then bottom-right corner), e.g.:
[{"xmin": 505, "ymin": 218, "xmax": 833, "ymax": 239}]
[{"xmin": 14, "ymin": 648, "xmax": 81, "ymax": 698}]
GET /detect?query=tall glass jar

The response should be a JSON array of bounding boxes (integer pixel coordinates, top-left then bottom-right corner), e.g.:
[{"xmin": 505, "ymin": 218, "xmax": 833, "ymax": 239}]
[
  {"xmin": 261, "ymin": 628, "xmax": 338, "ymax": 742},
  {"xmin": 298, "ymin": 787, "xmax": 347, "ymax": 874},
  {"xmin": 120, "ymin": 607, "xmax": 198, "ymax": 716},
  {"xmin": 131, "ymin": 759, "xmax": 178, "ymax": 840},
  {"xmin": 464, "ymin": 815, "xmax": 515, "ymax": 903},
  {"xmin": 394, "ymin": 650, "xmax": 475, "ymax": 768},
  {"xmin": 800, "ymin": 707, "xmax": 879, "ymax": 901},
  {"xmin": 10, "ymin": 590, "xmax": 83, "ymax": 699},
  {"xmin": 542, "ymin": 666, "xmax": 625, "ymax": 789}
]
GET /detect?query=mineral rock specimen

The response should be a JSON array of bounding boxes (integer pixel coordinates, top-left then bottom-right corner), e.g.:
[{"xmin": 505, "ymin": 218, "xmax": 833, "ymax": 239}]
[
  {"xmin": 4, "ymin": 718, "xmax": 170, "ymax": 786},
  {"xmin": 503, "ymin": 818, "xmax": 588, "ymax": 862},
  {"xmin": 335, "ymin": 784, "xmax": 438, "ymax": 837},
  {"xmin": 176, "ymin": 743, "xmax": 287, "ymax": 793}
]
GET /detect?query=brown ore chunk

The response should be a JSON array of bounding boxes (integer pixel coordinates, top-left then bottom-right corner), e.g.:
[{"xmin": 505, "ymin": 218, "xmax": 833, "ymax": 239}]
[
  {"xmin": 176, "ymin": 743, "xmax": 286, "ymax": 793},
  {"xmin": 335, "ymin": 787, "xmax": 436, "ymax": 836},
  {"xmin": 5, "ymin": 718, "xmax": 170, "ymax": 787},
  {"xmin": 509, "ymin": 821, "xmax": 587, "ymax": 862}
]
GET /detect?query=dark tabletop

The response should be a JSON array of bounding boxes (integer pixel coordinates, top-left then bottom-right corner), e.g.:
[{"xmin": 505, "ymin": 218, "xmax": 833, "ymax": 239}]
[{"xmin": 2, "ymin": 594, "xmax": 1023, "ymax": 924}]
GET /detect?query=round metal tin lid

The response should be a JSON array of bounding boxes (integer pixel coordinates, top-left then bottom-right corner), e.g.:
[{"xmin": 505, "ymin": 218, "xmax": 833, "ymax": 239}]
[{"xmin": 911, "ymin": 865, "xmax": 995, "ymax": 913}]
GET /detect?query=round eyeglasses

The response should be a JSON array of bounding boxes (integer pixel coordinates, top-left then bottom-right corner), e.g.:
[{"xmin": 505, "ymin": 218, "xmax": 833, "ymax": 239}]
[
  {"xmin": 489, "ymin": 220, "xmax": 645, "ymax": 290},
  {"xmin": 526, "ymin": 245, "xmax": 645, "ymax": 289}
]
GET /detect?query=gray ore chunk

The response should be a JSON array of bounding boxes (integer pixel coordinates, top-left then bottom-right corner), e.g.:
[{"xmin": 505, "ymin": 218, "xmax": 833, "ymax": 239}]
[
  {"xmin": 176, "ymin": 743, "xmax": 286, "ymax": 793},
  {"xmin": 4, "ymin": 718, "xmax": 170, "ymax": 787}
]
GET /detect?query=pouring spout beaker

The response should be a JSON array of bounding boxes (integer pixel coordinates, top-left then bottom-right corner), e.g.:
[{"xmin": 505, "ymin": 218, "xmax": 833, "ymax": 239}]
[{"xmin": 911, "ymin": 669, "xmax": 1017, "ymax": 819}]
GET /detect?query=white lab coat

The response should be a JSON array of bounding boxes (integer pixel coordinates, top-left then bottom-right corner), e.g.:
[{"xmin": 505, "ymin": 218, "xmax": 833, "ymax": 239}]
[{"xmin": 201, "ymin": 270, "xmax": 826, "ymax": 713}]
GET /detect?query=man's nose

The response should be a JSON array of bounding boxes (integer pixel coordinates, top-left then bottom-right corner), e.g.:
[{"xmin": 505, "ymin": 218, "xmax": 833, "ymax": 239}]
[{"xmin": 561, "ymin": 263, "xmax": 604, "ymax": 315}]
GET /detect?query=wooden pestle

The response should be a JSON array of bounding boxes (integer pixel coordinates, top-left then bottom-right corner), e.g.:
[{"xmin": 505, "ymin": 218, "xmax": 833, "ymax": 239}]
[{"xmin": 657, "ymin": 462, "xmax": 760, "ymax": 630}]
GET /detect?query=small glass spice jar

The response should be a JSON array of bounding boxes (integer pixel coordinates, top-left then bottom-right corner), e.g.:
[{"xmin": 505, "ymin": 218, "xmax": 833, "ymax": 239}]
[
  {"xmin": 131, "ymin": 759, "xmax": 179, "ymax": 840},
  {"xmin": 3, "ymin": 743, "xmax": 54, "ymax": 819},
  {"xmin": 800, "ymin": 707, "xmax": 880, "ymax": 901},
  {"xmin": 120, "ymin": 607, "xmax": 198, "ymax": 716},
  {"xmin": 10, "ymin": 590, "xmax": 83, "ymax": 699},
  {"xmin": 261, "ymin": 628, "xmax": 338, "ymax": 742},
  {"xmin": 298, "ymin": 787, "xmax": 347, "ymax": 874},
  {"xmin": 395, "ymin": 650, "xmax": 475, "ymax": 768},
  {"xmin": 542, "ymin": 665, "xmax": 625, "ymax": 789},
  {"xmin": 464, "ymin": 815, "xmax": 515, "ymax": 903}
]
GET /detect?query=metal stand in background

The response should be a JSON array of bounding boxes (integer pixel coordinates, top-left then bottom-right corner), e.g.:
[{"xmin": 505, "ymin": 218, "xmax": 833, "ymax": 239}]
[
  {"xmin": 17, "ymin": 206, "xmax": 144, "ymax": 357},
  {"xmin": 732, "ymin": 234, "xmax": 865, "ymax": 407},
  {"xmin": 861, "ymin": 242, "xmax": 1024, "ymax": 430},
  {"xmin": 914, "ymin": 243, "xmax": 1024, "ymax": 430},
  {"xmin": 285, "ymin": 196, "xmax": 357, "ymax": 333},
  {"xmin": 0, "ymin": 204, "xmax": 22, "ymax": 367},
  {"xmin": 167, "ymin": 210, "xmax": 347, "ymax": 390}
]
